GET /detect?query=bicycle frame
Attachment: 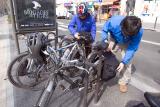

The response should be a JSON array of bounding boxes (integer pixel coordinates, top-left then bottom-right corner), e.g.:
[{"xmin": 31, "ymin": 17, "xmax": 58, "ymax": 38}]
[
  {"xmin": 35, "ymin": 46, "xmax": 104, "ymax": 107},
  {"xmin": 45, "ymin": 39, "xmax": 85, "ymax": 67},
  {"xmin": 35, "ymin": 37, "xmax": 94, "ymax": 107},
  {"xmin": 35, "ymin": 64, "xmax": 92, "ymax": 107}
]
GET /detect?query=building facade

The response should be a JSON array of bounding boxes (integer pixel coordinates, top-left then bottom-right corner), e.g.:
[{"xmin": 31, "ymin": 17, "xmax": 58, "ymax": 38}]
[
  {"xmin": 0, "ymin": 0, "xmax": 8, "ymax": 16},
  {"xmin": 56, "ymin": 0, "xmax": 121, "ymax": 20},
  {"xmin": 121, "ymin": 0, "xmax": 160, "ymax": 17}
]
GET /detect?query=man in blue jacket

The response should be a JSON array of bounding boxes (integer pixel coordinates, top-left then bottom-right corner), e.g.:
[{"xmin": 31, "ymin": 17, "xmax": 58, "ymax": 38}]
[
  {"xmin": 68, "ymin": 3, "xmax": 96, "ymax": 42},
  {"xmin": 101, "ymin": 16, "xmax": 143, "ymax": 93}
]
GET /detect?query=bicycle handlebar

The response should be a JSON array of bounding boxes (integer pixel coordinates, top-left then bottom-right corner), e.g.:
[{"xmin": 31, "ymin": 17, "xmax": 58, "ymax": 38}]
[{"xmin": 44, "ymin": 39, "xmax": 55, "ymax": 45}]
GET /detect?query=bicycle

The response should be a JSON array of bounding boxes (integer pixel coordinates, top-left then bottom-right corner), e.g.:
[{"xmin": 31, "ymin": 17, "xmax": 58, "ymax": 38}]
[
  {"xmin": 7, "ymin": 32, "xmax": 89, "ymax": 90},
  {"xmin": 7, "ymin": 32, "xmax": 60, "ymax": 90},
  {"xmin": 34, "ymin": 42, "xmax": 111, "ymax": 107},
  {"xmin": 34, "ymin": 54, "xmax": 97, "ymax": 107},
  {"xmin": 59, "ymin": 32, "xmax": 93, "ymax": 61}
]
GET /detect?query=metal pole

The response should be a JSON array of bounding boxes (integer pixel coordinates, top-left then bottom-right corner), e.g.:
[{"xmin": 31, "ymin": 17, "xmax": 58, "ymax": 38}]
[
  {"xmin": 56, "ymin": 22, "xmax": 58, "ymax": 50},
  {"xmin": 154, "ymin": 16, "xmax": 158, "ymax": 30},
  {"xmin": 8, "ymin": 0, "xmax": 20, "ymax": 54},
  {"xmin": 100, "ymin": 3, "xmax": 102, "ymax": 23},
  {"xmin": 98, "ymin": 3, "xmax": 101, "ymax": 23}
]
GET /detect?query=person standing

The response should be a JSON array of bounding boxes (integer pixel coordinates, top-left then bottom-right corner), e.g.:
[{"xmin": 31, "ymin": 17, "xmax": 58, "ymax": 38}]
[{"xmin": 101, "ymin": 15, "xmax": 143, "ymax": 93}]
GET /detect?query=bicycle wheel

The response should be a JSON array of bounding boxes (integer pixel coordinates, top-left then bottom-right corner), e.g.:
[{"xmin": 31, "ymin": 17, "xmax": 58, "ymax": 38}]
[
  {"xmin": 7, "ymin": 52, "xmax": 56, "ymax": 90},
  {"xmin": 7, "ymin": 52, "xmax": 28, "ymax": 88},
  {"xmin": 87, "ymin": 52, "xmax": 100, "ymax": 90},
  {"xmin": 15, "ymin": 54, "xmax": 57, "ymax": 90},
  {"xmin": 59, "ymin": 37, "xmax": 73, "ymax": 58},
  {"xmin": 35, "ymin": 77, "xmax": 57, "ymax": 107}
]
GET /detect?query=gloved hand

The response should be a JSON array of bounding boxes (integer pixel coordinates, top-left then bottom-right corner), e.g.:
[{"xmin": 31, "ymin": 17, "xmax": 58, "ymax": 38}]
[
  {"xmin": 74, "ymin": 33, "xmax": 80, "ymax": 39},
  {"xmin": 116, "ymin": 62, "xmax": 125, "ymax": 72}
]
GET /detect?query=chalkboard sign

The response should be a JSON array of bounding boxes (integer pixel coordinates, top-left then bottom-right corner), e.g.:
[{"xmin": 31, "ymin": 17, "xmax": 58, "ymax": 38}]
[{"xmin": 13, "ymin": 0, "xmax": 56, "ymax": 32}]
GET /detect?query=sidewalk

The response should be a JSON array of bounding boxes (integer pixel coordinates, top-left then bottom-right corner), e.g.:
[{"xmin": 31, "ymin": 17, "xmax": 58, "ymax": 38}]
[
  {"xmin": 0, "ymin": 36, "xmax": 10, "ymax": 107},
  {"xmin": 0, "ymin": 15, "xmax": 14, "ymax": 107}
]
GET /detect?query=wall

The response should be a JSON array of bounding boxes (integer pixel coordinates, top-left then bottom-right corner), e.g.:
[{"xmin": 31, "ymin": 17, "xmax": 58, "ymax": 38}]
[{"xmin": 0, "ymin": 0, "xmax": 8, "ymax": 15}]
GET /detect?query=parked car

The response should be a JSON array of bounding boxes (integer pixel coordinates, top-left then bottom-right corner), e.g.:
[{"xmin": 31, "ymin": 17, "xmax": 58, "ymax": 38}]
[
  {"xmin": 56, "ymin": 11, "xmax": 66, "ymax": 19},
  {"xmin": 66, "ymin": 11, "xmax": 74, "ymax": 20},
  {"xmin": 56, "ymin": 4, "xmax": 67, "ymax": 19}
]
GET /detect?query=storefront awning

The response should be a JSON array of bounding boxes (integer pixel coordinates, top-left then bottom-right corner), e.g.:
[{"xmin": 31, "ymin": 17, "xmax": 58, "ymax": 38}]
[
  {"xmin": 109, "ymin": 5, "xmax": 120, "ymax": 9},
  {"xmin": 94, "ymin": 2, "xmax": 113, "ymax": 6}
]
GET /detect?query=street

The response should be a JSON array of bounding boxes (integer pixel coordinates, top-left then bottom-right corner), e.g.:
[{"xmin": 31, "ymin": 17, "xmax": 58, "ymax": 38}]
[{"xmin": 2, "ymin": 19, "xmax": 157, "ymax": 107}]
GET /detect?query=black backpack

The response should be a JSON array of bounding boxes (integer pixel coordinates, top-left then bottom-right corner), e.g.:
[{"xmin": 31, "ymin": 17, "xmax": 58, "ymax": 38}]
[{"xmin": 101, "ymin": 51, "xmax": 119, "ymax": 81}]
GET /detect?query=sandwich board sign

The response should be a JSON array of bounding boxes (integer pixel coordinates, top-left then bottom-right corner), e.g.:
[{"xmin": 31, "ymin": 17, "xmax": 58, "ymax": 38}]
[{"xmin": 12, "ymin": 0, "xmax": 56, "ymax": 32}]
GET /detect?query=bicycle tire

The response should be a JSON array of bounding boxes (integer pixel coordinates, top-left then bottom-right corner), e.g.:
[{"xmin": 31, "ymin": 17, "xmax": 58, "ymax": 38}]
[
  {"xmin": 7, "ymin": 52, "xmax": 56, "ymax": 91},
  {"xmin": 17, "ymin": 54, "xmax": 58, "ymax": 90},
  {"xmin": 60, "ymin": 37, "xmax": 86, "ymax": 60},
  {"xmin": 15, "ymin": 55, "xmax": 45, "ymax": 90},
  {"xmin": 7, "ymin": 52, "xmax": 28, "ymax": 88},
  {"xmin": 59, "ymin": 37, "xmax": 73, "ymax": 58},
  {"xmin": 35, "ymin": 77, "xmax": 57, "ymax": 107}
]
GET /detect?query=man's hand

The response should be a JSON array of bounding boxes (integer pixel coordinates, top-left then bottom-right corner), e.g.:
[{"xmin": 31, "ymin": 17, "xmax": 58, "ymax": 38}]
[
  {"xmin": 116, "ymin": 62, "xmax": 125, "ymax": 72},
  {"xmin": 107, "ymin": 41, "xmax": 115, "ymax": 52},
  {"xmin": 74, "ymin": 33, "xmax": 80, "ymax": 39}
]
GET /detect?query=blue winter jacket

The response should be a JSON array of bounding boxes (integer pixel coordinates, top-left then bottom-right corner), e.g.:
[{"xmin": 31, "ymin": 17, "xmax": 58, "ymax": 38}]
[
  {"xmin": 68, "ymin": 14, "xmax": 96, "ymax": 41},
  {"xmin": 101, "ymin": 16, "xmax": 143, "ymax": 64}
]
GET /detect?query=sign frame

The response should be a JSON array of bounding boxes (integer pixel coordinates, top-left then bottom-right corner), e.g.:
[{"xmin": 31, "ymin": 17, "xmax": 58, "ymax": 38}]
[{"xmin": 12, "ymin": 0, "xmax": 57, "ymax": 33}]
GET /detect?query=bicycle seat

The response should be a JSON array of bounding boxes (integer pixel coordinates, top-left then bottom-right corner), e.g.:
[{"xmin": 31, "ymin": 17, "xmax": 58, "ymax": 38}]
[{"xmin": 144, "ymin": 92, "xmax": 160, "ymax": 107}]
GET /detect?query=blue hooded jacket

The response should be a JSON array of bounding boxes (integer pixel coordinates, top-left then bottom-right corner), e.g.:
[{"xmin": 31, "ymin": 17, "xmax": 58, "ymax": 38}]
[
  {"xmin": 68, "ymin": 14, "xmax": 96, "ymax": 41},
  {"xmin": 101, "ymin": 16, "xmax": 143, "ymax": 64}
]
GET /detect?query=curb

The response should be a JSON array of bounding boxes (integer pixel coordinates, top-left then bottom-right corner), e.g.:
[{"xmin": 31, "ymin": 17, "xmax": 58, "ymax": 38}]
[{"xmin": 143, "ymin": 28, "xmax": 160, "ymax": 32}]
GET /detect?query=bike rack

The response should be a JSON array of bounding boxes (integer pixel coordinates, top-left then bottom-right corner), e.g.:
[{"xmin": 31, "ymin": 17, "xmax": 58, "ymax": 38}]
[
  {"xmin": 94, "ymin": 57, "xmax": 103, "ymax": 103},
  {"xmin": 84, "ymin": 60, "xmax": 103, "ymax": 106}
]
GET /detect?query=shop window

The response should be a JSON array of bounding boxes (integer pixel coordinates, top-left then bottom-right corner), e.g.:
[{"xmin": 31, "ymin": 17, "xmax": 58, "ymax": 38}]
[{"xmin": 102, "ymin": 5, "xmax": 110, "ymax": 14}]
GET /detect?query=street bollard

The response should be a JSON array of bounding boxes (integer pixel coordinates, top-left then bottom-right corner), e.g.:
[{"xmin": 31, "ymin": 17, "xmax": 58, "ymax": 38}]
[{"xmin": 154, "ymin": 17, "xmax": 158, "ymax": 30}]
